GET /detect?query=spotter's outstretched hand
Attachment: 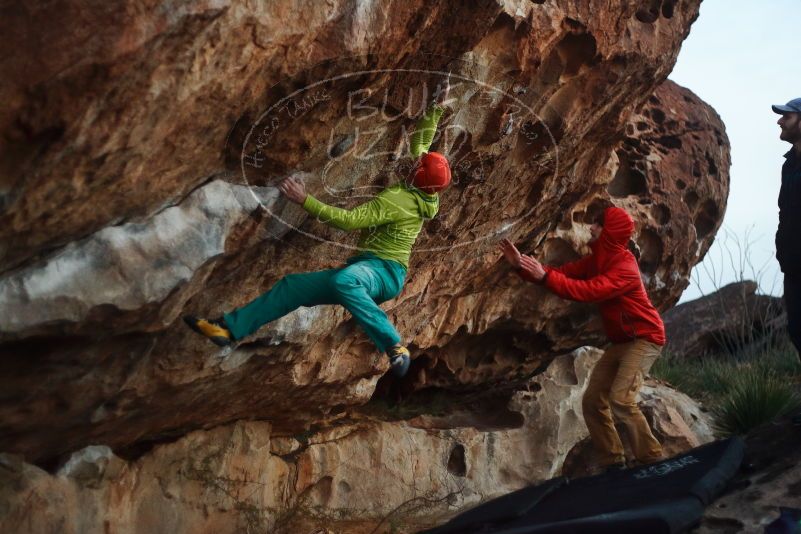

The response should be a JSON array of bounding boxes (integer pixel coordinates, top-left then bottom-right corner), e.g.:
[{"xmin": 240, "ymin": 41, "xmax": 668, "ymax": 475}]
[
  {"xmin": 499, "ymin": 238, "xmax": 523, "ymax": 269},
  {"xmin": 520, "ymin": 254, "xmax": 546, "ymax": 282}
]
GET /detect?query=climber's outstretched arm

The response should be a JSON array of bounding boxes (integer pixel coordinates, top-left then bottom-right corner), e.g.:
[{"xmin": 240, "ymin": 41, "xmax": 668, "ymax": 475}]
[
  {"xmin": 278, "ymin": 175, "xmax": 399, "ymax": 232},
  {"xmin": 409, "ymin": 75, "xmax": 450, "ymax": 158}
]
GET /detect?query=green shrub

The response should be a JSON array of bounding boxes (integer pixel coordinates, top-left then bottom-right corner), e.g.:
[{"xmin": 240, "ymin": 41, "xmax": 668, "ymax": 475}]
[
  {"xmin": 752, "ymin": 343, "xmax": 801, "ymax": 378},
  {"xmin": 650, "ymin": 353, "xmax": 736, "ymax": 402},
  {"xmin": 651, "ymin": 337, "xmax": 801, "ymax": 437},
  {"xmin": 649, "ymin": 353, "xmax": 687, "ymax": 388},
  {"xmin": 711, "ymin": 368, "xmax": 801, "ymax": 436}
]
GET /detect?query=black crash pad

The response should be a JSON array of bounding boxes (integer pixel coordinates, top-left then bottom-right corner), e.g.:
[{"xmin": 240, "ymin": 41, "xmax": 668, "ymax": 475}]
[{"xmin": 423, "ymin": 437, "xmax": 744, "ymax": 534}]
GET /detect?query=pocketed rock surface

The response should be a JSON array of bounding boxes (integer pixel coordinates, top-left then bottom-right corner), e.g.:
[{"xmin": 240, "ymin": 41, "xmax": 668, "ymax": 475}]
[{"xmin": 1, "ymin": 0, "xmax": 729, "ymax": 530}]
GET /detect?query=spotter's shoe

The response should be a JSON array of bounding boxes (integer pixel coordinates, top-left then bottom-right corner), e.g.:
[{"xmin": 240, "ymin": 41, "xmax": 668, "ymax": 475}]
[
  {"xmin": 603, "ymin": 462, "xmax": 628, "ymax": 474},
  {"xmin": 386, "ymin": 345, "xmax": 411, "ymax": 378},
  {"xmin": 183, "ymin": 315, "xmax": 232, "ymax": 347}
]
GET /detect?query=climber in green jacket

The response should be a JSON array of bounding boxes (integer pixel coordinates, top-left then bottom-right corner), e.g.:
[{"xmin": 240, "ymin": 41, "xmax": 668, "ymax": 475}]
[{"xmin": 184, "ymin": 79, "xmax": 452, "ymax": 378}]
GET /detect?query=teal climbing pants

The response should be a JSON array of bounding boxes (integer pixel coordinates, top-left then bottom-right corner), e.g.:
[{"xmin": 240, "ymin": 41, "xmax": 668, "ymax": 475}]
[{"xmin": 222, "ymin": 254, "xmax": 407, "ymax": 352}]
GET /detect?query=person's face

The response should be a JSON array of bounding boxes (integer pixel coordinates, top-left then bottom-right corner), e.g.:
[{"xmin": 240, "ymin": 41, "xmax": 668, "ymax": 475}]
[
  {"xmin": 777, "ymin": 112, "xmax": 801, "ymax": 143},
  {"xmin": 589, "ymin": 222, "xmax": 603, "ymax": 243}
]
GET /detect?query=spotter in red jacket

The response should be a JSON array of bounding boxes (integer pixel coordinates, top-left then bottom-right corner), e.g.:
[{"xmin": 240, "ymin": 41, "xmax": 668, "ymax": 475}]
[{"xmin": 520, "ymin": 206, "xmax": 666, "ymax": 345}]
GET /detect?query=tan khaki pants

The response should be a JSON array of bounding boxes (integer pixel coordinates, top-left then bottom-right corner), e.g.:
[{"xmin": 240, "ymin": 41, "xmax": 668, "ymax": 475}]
[{"xmin": 582, "ymin": 339, "xmax": 664, "ymax": 466}]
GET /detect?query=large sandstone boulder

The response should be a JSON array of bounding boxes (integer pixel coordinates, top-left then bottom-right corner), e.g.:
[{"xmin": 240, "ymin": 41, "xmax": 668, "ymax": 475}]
[
  {"xmin": 0, "ymin": 348, "xmax": 713, "ymax": 533},
  {"xmin": 0, "ymin": 0, "xmax": 728, "ymax": 468}
]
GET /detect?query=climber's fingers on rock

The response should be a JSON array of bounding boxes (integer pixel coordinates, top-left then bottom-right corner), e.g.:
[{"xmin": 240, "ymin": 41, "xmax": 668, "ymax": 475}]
[{"xmin": 278, "ymin": 176, "xmax": 307, "ymax": 204}]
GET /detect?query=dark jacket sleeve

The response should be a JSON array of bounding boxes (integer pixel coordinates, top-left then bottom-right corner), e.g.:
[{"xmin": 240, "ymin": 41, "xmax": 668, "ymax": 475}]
[{"xmin": 776, "ymin": 170, "xmax": 801, "ymax": 274}]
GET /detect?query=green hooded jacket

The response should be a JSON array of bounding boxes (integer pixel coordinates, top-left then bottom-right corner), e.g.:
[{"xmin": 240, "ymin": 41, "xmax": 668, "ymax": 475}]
[
  {"xmin": 301, "ymin": 104, "xmax": 444, "ymax": 269},
  {"xmin": 302, "ymin": 185, "xmax": 438, "ymax": 268}
]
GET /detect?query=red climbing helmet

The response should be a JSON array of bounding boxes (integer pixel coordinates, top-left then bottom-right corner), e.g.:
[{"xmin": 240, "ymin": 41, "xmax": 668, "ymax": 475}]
[{"xmin": 412, "ymin": 152, "xmax": 451, "ymax": 194}]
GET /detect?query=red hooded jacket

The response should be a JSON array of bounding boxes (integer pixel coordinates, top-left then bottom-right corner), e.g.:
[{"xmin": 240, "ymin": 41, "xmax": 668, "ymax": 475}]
[{"xmin": 520, "ymin": 207, "xmax": 666, "ymax": 345}]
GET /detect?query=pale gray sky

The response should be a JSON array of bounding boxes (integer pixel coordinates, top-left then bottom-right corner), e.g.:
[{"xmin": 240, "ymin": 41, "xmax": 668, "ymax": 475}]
[{"xmin": 669, "ymin": 0, "xmax": 801, "ymax": 303}]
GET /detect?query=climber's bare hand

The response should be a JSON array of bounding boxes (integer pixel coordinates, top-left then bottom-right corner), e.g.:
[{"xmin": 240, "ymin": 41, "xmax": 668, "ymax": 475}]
[{"xmin": 278, "ymin": 175, "xmax": 307, "ymax": 204}]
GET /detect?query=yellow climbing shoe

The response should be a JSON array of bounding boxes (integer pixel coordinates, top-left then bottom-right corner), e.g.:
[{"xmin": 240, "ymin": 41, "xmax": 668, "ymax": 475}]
[{"xmin": 183, "ymin": 315, "xmax": 232, "ymax": 347}]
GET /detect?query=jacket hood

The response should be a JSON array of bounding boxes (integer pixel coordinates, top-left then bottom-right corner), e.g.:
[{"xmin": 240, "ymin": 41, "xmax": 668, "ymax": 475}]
[
  {"xmin": 601, "ymin": 207, "xmax": 634, "ymax": 245},
  {"xmin": 406, "ymin": 184, "xmax": 439, "ymax": 219},
  {"xmin": 591, "ymin": 206, "xmax": 634, "ymax": 259}
]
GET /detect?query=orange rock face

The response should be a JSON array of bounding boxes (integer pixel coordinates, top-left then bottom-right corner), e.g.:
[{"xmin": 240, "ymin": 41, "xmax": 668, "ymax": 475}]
[
  {"xmin": 0, "ymin": 0, "xmax": 726, "ymax": 475},
  {"xmin": 0, "ymin": 348, "xmax": 713, "ymax": 533}
]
